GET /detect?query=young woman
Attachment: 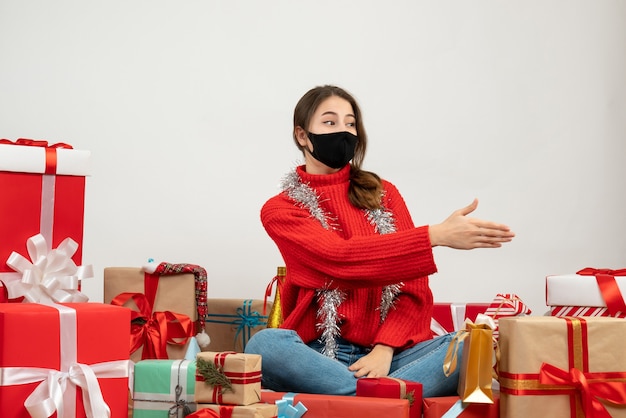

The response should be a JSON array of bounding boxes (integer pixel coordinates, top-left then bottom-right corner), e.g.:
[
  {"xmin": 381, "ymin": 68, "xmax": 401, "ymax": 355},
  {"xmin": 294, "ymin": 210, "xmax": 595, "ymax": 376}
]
[{"xmin": 245, "ymin": 85, "xmax": 514, "ymax": 397}]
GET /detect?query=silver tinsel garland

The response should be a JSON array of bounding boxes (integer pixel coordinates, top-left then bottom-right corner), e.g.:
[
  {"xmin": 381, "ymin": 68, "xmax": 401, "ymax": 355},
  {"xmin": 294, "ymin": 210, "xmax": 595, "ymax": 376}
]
[{"xmin": 282, "ymin": 169, "xmax": 404, "ymax": 358}]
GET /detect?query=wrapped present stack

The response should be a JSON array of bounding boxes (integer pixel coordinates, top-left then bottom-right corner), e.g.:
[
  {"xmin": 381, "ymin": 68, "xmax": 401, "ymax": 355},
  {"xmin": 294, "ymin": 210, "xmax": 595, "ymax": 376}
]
[
  {"xmin": 0, "ymin": 138, "xmax": 134, "ymax": 417},
  {"xmin": 194, "ymin": 351, "xmax": 277, "ymax": 417},
  {"xmin": 546, "ymin": 267, "xmax": 626, "ymax": 318},
  {"xmin": 431, "ymin": 293, "xmax": 532, "ymax": 340}
]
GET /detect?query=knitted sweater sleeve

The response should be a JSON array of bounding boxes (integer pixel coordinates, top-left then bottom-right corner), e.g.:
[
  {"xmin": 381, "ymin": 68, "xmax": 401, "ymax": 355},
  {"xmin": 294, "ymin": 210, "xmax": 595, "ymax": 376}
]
[
  {"xmin": 260, "ymin": 181, "xmax": 437, "ymax": 290},
  {"xmin": 372, "ymin": 180, "xmax": 435, "ymax": 348}
]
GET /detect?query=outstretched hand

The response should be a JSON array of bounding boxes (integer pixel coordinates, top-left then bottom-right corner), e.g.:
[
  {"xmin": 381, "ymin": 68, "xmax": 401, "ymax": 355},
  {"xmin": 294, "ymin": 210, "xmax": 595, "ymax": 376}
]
[{"xmin": 429, "ymin": 198, "xmax": 514, "ymax": 250}]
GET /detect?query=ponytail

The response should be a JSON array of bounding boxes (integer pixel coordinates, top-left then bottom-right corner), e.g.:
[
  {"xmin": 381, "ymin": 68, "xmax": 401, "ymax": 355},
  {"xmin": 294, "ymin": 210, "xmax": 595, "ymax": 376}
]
[{"xmin": 349, "ymin": 166, "xmax": 383, "ymax": 210}]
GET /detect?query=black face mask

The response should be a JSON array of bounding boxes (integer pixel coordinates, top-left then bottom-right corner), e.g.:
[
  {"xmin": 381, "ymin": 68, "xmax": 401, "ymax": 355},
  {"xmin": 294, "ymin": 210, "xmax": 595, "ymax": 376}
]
[{"xmin": 307, "ymin": 131, "xmax": 358, "ymax": 169}]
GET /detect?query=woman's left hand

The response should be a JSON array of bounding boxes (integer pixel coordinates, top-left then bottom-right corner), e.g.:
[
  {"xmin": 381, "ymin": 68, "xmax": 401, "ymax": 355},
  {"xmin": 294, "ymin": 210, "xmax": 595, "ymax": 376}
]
[{"xmin": 348, "ymin": 344, "xmax": 393, "ymax": 378}]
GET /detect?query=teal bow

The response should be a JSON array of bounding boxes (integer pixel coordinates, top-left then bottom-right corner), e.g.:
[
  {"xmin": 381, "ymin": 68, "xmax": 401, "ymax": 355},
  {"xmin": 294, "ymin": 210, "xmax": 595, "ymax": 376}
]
[
  {"xmin": 205, "ymin": 300, "xmax": 267, "ymax": 350},
  {"xmin": 276, "ymin": 393, "xmax": 307, "ymax": 418}
]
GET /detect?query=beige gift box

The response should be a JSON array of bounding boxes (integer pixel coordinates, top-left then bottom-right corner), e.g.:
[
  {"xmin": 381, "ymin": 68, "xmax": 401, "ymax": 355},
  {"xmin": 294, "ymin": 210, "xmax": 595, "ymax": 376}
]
[
  {"xmin": 204, "ymin": 299, "xmax": 270, "ymax": 353},
  {"xmin": 498, "ymin": 316, "xmax": 626, "ymax": 418},
  {"xmin": 195, "ymin": 351, "xmax": 262, "ymax": 406},
  {"xmin": 196, "ymin": 403, "xmax": 277, "ymax": 418},
  {"xmin": 103, "ymin": 266, "xmax": 197, "ymax": 362}
]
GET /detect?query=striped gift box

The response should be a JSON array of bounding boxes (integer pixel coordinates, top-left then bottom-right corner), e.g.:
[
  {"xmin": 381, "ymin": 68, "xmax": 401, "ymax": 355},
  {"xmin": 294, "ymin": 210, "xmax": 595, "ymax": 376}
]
[
  {"xmin": 483, "ymin": 294, "xmax": 532, "ymax": 339},
  {"xmin": 550, "ymin": 306, "xmax": 626, "ymax": 318}
]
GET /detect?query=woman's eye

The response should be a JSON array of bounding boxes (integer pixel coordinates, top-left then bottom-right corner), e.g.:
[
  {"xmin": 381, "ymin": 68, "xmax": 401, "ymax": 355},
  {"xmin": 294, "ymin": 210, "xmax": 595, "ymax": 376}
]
[
  {"xmin": 323, "ymin": 121, "xmax": 335, "ymax": 126},
  {"xmin": 346, "ymin": 122, "xmax": 356, "ymax": 127}
]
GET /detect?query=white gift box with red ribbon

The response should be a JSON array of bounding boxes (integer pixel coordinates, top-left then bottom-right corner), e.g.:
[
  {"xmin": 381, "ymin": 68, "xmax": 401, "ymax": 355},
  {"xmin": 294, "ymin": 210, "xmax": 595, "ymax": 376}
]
[{"xmin": 546, "ymin": 268, "xmax": 626, "ymax": 318}]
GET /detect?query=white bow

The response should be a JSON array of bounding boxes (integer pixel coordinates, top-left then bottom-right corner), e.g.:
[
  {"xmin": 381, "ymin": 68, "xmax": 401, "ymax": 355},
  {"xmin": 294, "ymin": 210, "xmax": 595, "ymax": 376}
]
[{"xmin": 5, "ymin": 234, "xmax": 91, "ymax": 303}]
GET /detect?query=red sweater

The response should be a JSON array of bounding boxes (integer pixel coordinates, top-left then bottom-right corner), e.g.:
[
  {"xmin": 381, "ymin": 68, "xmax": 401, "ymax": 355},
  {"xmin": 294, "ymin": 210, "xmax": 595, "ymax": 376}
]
[{"xmin": 261, "ymin": 165, "xmax": 437, "ymax": 350}]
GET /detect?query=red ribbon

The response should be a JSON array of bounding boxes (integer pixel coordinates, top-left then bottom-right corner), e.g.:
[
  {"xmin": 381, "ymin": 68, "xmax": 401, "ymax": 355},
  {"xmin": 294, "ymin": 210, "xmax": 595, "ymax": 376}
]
[
  {"xmin": 577, "ymin": 268, "xmax": 626, "ymax": 315},
  {"xmin": 110, "ymin": 292, "xmax": 193, "ymax": 359},
  {"xmin": 500, "ymin": 317, "xmax": 626, "ymax": 417},
  {"xmin": 263, "ymin": 274, "xmax": 282, "ymax": 316},
  {"xmin": 539, "ymin": 363, "xmax": 626, "ymax": 418},
  {"xmin": 0, "ymin": 137, "xmax": 73, "ymax": 175},
  {"xmin": 195, "ymin": 352, "xmax": 262, "ymax": 404},
  {"xmin": 186, "ymin": 409, "xmax": 220, "ymax": 418}
]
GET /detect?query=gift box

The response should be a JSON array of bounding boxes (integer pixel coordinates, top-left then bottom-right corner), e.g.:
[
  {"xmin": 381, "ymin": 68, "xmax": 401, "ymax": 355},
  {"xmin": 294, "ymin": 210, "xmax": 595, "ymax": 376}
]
[
  {"xmin": 0, "ymin": 139, "xmax": 90, "ymax": 288},
  {"xmin": 132, "ymin": 359, "xmax": 197, "ymax": 418},
  {"xmin": 422, "ymin": 393, "xmax": 500, "ymax": 418},
  {"xmin": 432, "ymin": 294, "xmax": 531, "ymax": 340},
  {"xmin": 0, "ymin": 302, "xmax": 131, "ymax": 418},
  {"xmin": 431, "ymin": 303, "xmax": 490, "ymax": 336},
  {"xmin": 498, "ymin": 316, "xmax": 626, "ymax": 418},
  {"xmin": 195, "ymin": 403, "xmax": 277, "ymax": 418},
  {"xmin": 195, "ymin": 351, "xmax": 262, "ymax": 405},
  {"xmin": 546, "ymin": 268, "xmax": 626, "ymax": 317},
  {"xmin": 261, "ymin": 391, "xmax": 410, "ymax": 418},
  {"xmin": 104, "ymin": 264, "xmax": 202, "ymax": 362},
  {"xmin": 549, "ymin": 305, "xmax": 626, "ymax": 318},
  {"xmin": 204, "ymin": 299, "xmax": 270, "ymax": 352},
  {"xmin": 356, "ymin": 377, "xmax": 422, "ymax": 418}
]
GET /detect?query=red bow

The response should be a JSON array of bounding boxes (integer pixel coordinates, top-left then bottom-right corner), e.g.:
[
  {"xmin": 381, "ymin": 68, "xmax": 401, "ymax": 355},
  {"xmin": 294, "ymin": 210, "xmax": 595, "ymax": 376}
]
[
  {"xmin": 0, "ymin": 138, "xmax": 73, "ymax": 174},
  {"xmin": 577, "ymin": 268, "xmax": 626, "ymax": 315},
  {"xmin": 539, "ymin": 362, "xmax": 626, "ymax": 418},
  {"xmin": 111, "ymin": 292, "xmax": 193, "ymax": 359},
  {"xmin": 0, "ymin": 138, "xmax": 73, "ymax": 149}
]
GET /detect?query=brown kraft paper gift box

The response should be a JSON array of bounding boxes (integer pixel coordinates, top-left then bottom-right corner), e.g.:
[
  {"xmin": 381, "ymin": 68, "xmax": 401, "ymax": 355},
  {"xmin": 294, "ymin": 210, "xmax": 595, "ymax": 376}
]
[
  {"xmin": 195, "ymin": 351, "xmax": 262, "ymax": 406},
  {"xmin": 498, "ymin": 316, "xmax": 626, "ymax": 418},
  {"xmin": 103, "ymin": 266, "xmax": 197, "ymax": 362},
  {"xmin": 203, "ymin": 299, "xmax": 270, "ymax": 353}
]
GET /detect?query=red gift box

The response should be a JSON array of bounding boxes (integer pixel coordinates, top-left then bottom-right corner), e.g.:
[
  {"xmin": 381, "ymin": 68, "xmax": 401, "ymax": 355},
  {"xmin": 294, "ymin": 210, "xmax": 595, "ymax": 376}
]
[
  {"xmin": 0, "ymin": 303, "xmax": 131, "ymax": 418},
  {"xmin": 356, "ymin": 377, "xmax": 422, "ymax": 418},
  {"xmin": 261, "ymin": 391, "xmax": 410, "ymax": 418},
  {"xmin": 422, "ymin": 393, "xmax": 499, "ymax": 418},
  {"xmin": 0, "ymin": 139, "xmax": 90, "ymax": 288},
  {"xmin": 431, "ymin": 303, "xmax": 490, "ymax": 336}
]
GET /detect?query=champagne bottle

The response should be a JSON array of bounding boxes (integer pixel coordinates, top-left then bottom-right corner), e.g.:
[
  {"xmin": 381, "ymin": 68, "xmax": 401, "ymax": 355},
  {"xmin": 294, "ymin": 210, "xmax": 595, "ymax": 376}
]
[{"xmin": 265, "ymin": 266, "xmax": 286, "ymax": 328}]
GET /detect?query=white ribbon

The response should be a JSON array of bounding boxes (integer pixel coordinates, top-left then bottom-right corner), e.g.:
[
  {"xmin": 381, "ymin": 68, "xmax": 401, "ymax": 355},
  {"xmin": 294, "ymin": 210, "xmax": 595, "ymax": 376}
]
[
  {"xmin": 472, "ymin": 313, "xmax": 497, "ymax": 330},
  {"xmin": 430, "ymin": 303, "xmax": 468, "ymax": 336},
  {"xmin": 4, "ymin": 234, "xmax": 92, "ymax": 303},
  {"xmin": 0, "ymin": 304, "xmax": 130, "ymax": 418}
]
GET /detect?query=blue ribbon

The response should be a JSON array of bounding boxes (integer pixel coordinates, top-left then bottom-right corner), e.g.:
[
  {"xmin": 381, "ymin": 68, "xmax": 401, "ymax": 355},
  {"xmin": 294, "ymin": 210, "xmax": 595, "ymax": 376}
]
[
  {"xmin": 276, "ymin": 393, "xmax": 307, "ymax": 418},
  {"xmin": 204, "ymin": 300, "xmax": 267, "ymax": 350},
  {"xmin": 441, "ymin": 399, "xmax": 467, "ymax": 418}
]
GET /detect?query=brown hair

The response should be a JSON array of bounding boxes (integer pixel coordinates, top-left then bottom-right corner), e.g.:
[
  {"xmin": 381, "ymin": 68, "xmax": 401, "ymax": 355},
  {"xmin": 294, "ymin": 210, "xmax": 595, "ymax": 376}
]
[{"xmin": 293, "ymin": 85, "xmax": 383, "ymax": 210}]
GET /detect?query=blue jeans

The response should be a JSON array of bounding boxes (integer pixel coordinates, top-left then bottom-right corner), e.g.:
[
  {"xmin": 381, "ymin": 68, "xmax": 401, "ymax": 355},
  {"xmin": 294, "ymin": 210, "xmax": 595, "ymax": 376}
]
[{"xmin": 244, "ymin": 328, "xmax": 461, "ymax": 397}]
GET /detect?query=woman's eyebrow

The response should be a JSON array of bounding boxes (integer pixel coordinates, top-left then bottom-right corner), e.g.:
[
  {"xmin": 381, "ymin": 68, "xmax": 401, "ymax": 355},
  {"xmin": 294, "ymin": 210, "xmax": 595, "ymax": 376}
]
[{"xmin": 321, "ymin": 111, "xmax": 356, "ymax": 118}]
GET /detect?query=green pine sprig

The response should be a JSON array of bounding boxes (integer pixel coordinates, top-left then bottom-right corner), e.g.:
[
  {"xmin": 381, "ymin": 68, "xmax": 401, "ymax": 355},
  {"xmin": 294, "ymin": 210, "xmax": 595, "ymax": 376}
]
[
  {"xmin": 404, "ymin": 390, "xmax": 415, "ymax": 406},
  {"xmin": 196, "ymin": 357, "xmax": 233, "ymax": 393}
]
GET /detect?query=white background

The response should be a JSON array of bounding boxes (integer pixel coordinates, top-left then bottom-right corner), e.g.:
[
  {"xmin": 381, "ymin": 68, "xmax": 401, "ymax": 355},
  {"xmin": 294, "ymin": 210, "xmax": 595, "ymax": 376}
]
[{"xmin": 1, "ymin": 1, "xmax": 625, "ymax": 316}]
